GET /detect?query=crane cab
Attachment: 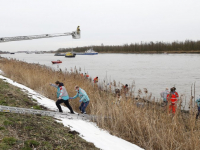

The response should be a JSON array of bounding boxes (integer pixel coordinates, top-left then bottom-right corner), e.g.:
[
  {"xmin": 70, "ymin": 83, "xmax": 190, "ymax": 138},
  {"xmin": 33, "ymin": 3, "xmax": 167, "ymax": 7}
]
[
  {"xmin": 72, "ymin": 31, "xmax": 81, "ymax": 39},
  {"xmin": 72, "ymin": 26, "xmax": 81, "ymax": 39}
]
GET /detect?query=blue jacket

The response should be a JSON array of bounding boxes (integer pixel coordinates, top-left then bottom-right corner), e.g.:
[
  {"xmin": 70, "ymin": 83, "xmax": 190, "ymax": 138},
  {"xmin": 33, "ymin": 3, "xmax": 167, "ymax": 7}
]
[
  {"xmin": 72, "ymin": 88, "xmax": 90, "ymax": 102},
  {"xmin": 50, "ymin": 83, "xmax": 69, "ymax": 100},
  {"xmin": 196, "ymin": 95, "xmax": 200, "ymax": 107}
]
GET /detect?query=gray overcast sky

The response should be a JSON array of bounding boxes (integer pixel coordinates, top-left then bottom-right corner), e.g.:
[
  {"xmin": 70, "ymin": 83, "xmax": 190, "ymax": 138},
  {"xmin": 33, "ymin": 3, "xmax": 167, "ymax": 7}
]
[{"xmin": 1, "ymin": 0, "xmax": 200, "ymax": 52}]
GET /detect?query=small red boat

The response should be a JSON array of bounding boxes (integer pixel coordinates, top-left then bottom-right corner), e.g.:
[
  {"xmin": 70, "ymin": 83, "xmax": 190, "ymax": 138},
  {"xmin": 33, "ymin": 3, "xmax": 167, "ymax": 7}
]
[{"xmin": 51, "ymin": 60, "xmax": 62, "ymax": 64}]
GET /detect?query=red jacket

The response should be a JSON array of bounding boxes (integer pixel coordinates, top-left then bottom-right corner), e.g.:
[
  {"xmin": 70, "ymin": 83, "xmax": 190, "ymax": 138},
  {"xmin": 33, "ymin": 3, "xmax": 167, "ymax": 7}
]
[
  {"xmin": 167, "ymin": 93, "xmax": 178, "ymax": 104},
  {"xmin": 174, "ymin": 92, "xmax": 179, "ymax": 98}
]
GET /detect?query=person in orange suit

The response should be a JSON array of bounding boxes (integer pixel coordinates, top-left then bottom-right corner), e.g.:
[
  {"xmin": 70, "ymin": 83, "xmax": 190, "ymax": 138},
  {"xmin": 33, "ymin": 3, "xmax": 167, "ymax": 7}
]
[{"xmin": 167, "ymin": 87, "xmax": 179, "ymax": 114}]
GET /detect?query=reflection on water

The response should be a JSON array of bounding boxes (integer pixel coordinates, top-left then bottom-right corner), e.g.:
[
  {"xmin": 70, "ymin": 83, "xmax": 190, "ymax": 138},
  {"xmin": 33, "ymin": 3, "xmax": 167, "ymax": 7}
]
[{"xmin": 2, "ymin": 53, "xmax": 200, "ymax": 104}]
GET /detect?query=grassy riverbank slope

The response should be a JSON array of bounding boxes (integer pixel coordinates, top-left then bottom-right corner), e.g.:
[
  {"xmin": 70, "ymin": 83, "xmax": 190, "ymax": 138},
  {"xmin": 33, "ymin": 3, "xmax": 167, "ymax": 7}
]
[
  {"xmin": 0, "ymin": 79, "xmax": 98, "ymax": 150},
  {"xmin": 1, "ymin": 58, "xmax": 200, "ymax": 150},
  {"xmin": 57, "ymin": 40, "xmax": 200, "ymax": 53}
]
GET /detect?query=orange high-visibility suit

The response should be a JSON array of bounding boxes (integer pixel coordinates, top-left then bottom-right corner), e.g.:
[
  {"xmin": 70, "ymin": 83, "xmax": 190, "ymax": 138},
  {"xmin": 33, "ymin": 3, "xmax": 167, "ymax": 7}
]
[
  {"xmin": 174, "ymin": 92, "xmax": 179, "ymax": 99},
  {"xmin": 167, "ymin": 92, "xmax": 178, "ymax": 114}
]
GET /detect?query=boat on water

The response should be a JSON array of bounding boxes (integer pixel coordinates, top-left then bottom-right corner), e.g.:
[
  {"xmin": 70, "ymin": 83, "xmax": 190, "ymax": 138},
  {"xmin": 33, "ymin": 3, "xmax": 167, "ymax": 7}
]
[
  {"xmin": 54, "ymin": 53, "xmax": 65, "ymax": 56},
  {"xmin": 76, "ymin": 48, "xmax": 98, "ymax": 55},
  {"xmin": 10, "ymin": 53, "xmax": 15, "ymax": 54},
  {"xmin": 65, "ymin": 52, "xmax": 76, "ymax": 58},
  {"xmin": 51, "ymin": 60, "xmax": 62, "ymax": 64}
]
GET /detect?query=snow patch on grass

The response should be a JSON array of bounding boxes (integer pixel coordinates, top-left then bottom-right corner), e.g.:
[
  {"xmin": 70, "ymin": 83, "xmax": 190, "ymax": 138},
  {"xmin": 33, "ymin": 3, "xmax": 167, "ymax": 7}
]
[
  {"xmin": 0, "ymin": 71, "xmax": 143, "ymax": 150},
  {"xmin": 0, "ymin": 70, "xmax": 4, "ymax": 75}
]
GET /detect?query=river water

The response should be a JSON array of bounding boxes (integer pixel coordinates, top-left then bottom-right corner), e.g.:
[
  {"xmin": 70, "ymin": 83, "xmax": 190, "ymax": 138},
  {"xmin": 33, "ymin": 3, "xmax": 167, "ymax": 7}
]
[{"xmin": 1, "ymin": 53, "xmax": 200, "ymax": 104}]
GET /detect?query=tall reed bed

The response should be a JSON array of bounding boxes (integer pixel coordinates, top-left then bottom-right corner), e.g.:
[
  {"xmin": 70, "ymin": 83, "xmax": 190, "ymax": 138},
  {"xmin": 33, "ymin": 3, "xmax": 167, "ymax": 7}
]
[{"xmin": 0, "ymin": 58, "xmax": 199, "ymax": 150}]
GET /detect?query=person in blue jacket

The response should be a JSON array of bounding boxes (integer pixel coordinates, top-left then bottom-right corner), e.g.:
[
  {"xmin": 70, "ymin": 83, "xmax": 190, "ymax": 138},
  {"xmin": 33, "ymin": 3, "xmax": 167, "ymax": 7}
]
[
  {"xmin": 50, "ymin": 81, "xmax": 74, "ymax": 114},
  {"xmin": 70, "ymin": 85, "xmax": 90, "ymax": 114},
  {"xmin": 196, "ymin": 95, "xmax": 200, "ymax": 119}
]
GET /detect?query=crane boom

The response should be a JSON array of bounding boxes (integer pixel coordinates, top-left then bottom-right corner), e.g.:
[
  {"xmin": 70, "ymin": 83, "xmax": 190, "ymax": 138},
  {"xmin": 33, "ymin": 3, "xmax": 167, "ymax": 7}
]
[{"xmin": 0, "ymin": 29, "xmax": 80, "ymax": 43}]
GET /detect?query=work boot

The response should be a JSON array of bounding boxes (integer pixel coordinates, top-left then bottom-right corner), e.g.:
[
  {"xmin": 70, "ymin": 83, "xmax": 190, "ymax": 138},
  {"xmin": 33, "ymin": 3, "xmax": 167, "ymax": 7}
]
[{"xmin": 56, "ymin": 109, "xmax": 63, "ymax": 113}]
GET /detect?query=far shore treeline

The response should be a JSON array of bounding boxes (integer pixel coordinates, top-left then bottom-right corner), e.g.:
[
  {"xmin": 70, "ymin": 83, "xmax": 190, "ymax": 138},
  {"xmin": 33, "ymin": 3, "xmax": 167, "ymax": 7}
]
[{"xmin": 57, "ymin": 40, "xmax": 200, "ymax": 53}]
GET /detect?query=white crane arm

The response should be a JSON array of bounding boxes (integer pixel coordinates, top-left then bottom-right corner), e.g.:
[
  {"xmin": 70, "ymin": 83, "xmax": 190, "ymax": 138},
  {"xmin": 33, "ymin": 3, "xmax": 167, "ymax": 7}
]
[{"xmin": 0, "ymin": 29, "xmax": 80, "ymax": 43}]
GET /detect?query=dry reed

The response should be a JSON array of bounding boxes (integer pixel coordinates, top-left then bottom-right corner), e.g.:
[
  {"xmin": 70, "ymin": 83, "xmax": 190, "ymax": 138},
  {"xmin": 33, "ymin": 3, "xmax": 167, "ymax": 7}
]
[{"xmin": 0, "ymin": 58, "xmax": 200, "ymax": 150}]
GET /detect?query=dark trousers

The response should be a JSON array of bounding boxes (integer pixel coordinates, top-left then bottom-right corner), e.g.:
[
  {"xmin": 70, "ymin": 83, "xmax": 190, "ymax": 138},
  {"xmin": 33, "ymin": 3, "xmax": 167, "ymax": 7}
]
[
  {"xmin": 196, "ymin": 106, "xmax": 200, "ymax": 119},
  {"xmin": 79, "ymin": 101, "xmax": 89, "ymax": 113},
  {"xmin": 56, "ymin": 99, "xmax": 74, "ymax": 113}
]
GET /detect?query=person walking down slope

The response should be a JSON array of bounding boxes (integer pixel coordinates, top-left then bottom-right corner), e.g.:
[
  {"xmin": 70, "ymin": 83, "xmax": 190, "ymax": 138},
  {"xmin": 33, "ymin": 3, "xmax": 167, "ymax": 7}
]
[
  {"xmin": 167, "ymin": 88, "xmax": 179, "ymax": 114},
  {"xmin": 196, "ymin": 95, "xmax": 200, "ymax": 119},
  {"xmin": 69, "ymin": 86, "xmax": 90, "ymax": 114},
  {"xmin": 50, "ymin": 81, "xmax": 74, "ymax": 114},
  {"xmin": 160, "ymin": 88, "xmax": 169, "ymax": 104}
]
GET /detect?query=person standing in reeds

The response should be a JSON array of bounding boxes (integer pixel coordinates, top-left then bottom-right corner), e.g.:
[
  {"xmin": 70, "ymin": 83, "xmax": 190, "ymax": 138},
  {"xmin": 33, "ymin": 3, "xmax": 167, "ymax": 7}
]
[
  {"xmin": 160, "ymin": 88, "xmax": 169, "ymax": 104},
  {"xmin": 69, "ymin": 86, "xmax": 90, "ymax": 114},
  {"xmin": 172, "ymin": 87, "xmax": 179, "ymax": 99},
  {"xmin": 167, "ymin": 87, "xmax": 179, "ymax": 114},
  {"xmin": 93, "ymin": 77, "xmax": 98, "ymax": 83},
  {"xmin": 85, "ymin": 73, "xmax": 89, "ymax": 79},
  {"xmin": 121, "ymin": 84, "xmax": 129, "ymax": 98},
  {"xmin": 50, "ymin": 81, "xmax": 74, "ymax": 114},
  {"xmin": 113, "ymin": 93, "xmax": 121, "ymax": 104},
  {"xmin": 196, "ymin": 95, "xmax": 200, "ymax": 119}
]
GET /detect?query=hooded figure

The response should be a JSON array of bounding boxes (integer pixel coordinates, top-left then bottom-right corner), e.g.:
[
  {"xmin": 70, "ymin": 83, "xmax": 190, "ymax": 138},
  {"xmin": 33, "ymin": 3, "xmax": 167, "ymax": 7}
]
[{"xmin": 50, "ymin": 81, "xmax": 74, "ymax": 114}]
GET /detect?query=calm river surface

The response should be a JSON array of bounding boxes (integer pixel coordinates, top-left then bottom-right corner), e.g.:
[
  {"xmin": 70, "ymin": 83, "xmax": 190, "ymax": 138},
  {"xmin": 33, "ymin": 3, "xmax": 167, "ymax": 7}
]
[{"xmin": 2, "ymin": 53, "xmax": 200, "ymax": 103}]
